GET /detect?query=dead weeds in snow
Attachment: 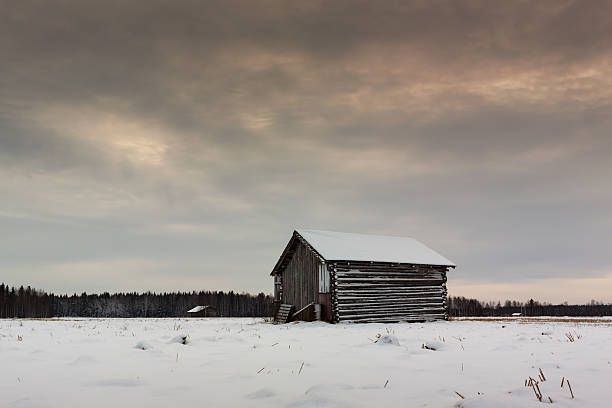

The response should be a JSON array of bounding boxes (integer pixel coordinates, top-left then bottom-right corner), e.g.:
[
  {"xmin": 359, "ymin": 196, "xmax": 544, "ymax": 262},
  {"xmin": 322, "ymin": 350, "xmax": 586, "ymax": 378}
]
[{"xmin": 524, "ymin": 368, "xmax": 576, "ymax": 403}]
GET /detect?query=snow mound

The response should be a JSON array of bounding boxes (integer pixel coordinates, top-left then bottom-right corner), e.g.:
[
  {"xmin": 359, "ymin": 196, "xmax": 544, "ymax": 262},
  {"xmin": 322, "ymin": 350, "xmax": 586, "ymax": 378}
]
[
  {"xmin": 421, "ymin": 340, "xmax": 445, "ymax": 351},
  {"xmin": 71, "ymin": 355, "xmax": 99, "ymax": 364},
  {"xmin": 246, "ymin": 388, "xmax": 275, "ymax": 399},
  {"xmin": 375, "ymin": 334, "xmax": 400, "ymax": 346},
  {"xmin": 134, "ymin": 341, "xmax": 152, "ymax": 350},
  {"xmin": 170, "ymin": 335, "xmax": 190, "ymax": 345}
]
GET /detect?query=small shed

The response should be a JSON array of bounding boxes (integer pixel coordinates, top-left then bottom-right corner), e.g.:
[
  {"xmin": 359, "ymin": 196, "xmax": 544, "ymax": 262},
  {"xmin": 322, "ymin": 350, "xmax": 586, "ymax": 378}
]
[
  {"xmin": 271, "ymin": 229, "xmax": 456, "ymax": 323},
  {"xmin": 187, "ymin": 305, "xmax": 216, "ymax": 317}
]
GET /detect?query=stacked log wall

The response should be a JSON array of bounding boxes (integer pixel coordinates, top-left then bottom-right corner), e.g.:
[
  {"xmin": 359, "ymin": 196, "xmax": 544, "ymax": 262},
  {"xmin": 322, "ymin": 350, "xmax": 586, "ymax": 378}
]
[{"xmin": 330, "ymin": 261, "xmax": 448, "ymax": 323}]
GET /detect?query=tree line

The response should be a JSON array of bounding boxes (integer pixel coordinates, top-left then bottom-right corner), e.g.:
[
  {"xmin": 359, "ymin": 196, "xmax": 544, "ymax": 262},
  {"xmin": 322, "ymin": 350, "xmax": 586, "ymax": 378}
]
[
  {"xmin": 448, "ymin": 296, "xmax": 612, "ymax": 317},
  {"xmin": 0, "ymin": 283, "xmax": 274, "ymax": 318},
  {"xmin": 2, "ymin": 283, "xmax": 611, "ymax": 318},
  {"xmin": 0, "ymin": 284, "xmax": 54, "ymax": 318}
]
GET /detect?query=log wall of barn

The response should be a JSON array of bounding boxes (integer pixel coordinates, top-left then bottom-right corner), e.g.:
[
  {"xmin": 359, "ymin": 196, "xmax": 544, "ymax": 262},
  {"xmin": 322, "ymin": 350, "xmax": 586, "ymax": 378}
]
[
  {"xmin": 330, "ymin": 261, "xmax": 449, "ymax": 323},
  {"xmin": 281, "ymin": 239, "xmax": 318, "ymax": 312}
]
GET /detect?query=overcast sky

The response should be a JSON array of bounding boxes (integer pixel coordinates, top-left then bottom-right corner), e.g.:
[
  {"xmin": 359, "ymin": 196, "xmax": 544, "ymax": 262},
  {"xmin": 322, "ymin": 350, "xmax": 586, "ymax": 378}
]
[{"xmin": 1, "ymin": 0, "xmax": 611, "ymax": 303}]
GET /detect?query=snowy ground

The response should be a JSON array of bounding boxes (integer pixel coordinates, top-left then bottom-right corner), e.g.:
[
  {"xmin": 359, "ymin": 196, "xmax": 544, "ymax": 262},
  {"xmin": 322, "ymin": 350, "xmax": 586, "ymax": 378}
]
[{"xmin": 2, "ymin": 317, "xmax": 611, "ymax": 408}]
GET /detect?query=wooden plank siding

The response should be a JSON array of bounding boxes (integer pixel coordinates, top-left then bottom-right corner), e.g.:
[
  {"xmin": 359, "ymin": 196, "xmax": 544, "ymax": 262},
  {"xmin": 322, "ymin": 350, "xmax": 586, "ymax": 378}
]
[
  {"xmin": 318, "ymin": 291, "xmax": 332, "ymax": 322},
  {"xmin": 281, "ymin": 239, "xmax": 320, "ymax": 312},
  {"xmin": 329, "ymin": 261, "xmax": 449, "ymax": 323}
]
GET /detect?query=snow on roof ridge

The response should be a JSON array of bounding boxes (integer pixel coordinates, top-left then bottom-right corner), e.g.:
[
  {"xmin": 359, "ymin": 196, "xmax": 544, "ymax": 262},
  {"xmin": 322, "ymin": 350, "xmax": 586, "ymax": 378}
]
[
  {"xmin": 298, "ymin": 228, "xmax": 417, "ymax": 240},
  {"xmin": 295, "ymin": 228, "xmax": 455, "ymax": 267}
]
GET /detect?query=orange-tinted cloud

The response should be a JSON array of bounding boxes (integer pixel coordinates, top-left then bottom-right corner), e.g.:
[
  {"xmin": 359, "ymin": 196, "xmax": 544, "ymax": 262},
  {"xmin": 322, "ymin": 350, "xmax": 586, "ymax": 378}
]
[{"xmin": 1, "ymin": 1, "xmax": 611, "ymax": 301}]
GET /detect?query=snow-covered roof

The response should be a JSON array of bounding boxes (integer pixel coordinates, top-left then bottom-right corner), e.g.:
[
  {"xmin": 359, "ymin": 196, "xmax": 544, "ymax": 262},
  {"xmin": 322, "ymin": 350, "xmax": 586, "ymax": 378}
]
[
  {"xmin": 296, "ymin": 229, "xmax": 455, "ymax": 267},
  {"xmin": 187, "ymin": 306, "xmax": 206, "ymax": 313}
]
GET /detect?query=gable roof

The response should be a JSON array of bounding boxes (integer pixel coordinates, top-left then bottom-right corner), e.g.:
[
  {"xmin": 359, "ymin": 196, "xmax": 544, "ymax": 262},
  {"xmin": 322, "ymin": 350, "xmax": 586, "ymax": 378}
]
[
  {"xmin": 271, "ymin": 229, "xmax": 455, "ymax": 275},
  {"xmin": 187, "ymin": 306, "xmax": 209, "ymax": 313}
]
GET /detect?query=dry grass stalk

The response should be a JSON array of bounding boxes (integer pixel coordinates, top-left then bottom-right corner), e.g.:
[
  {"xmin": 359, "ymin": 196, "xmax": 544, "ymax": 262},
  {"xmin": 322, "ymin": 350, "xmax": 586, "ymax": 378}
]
[
  {"xmin": 538, "ymin": 368, "xmax": 546, "ymax": 381},
  {"xmin": 257, "ymin": 367, "xmax": 265, "ymax": 374},
  {"xmin": 567, "ymin": 380, "xmax": 574, "ymax": 399},
  {"xmin": 531, "ymin": 383, "xmax": 542, "ymax": 402},
  {"xmin": 565, "ymin": 332, "xmax": 575, "ymax": 342},
  {"xmin": 561, "ymin": 377, "xmax": 565, "ymax": 387},
  {"xmin": 17, "ymin": 335, "xmax": 23, "ymax": 341},
  {"xmin": 384, "ymin": 380, "xmax": 389, "ymax": 388},
  {"xmin": 534, "ymin": 381, "xmax": 543, "ymax": 400},
  {"xmin": 298, "ymin": 361, "xmax": 304, "ymax": 375},
  {"xmin": 526, "ymin": 375, "xmax": 554, "ymax": 403},
  {"xmin": 455, "ymin": 391, "xmax": 465, "ymax": 399},
  {"xmin": 526, "ymin": 376, "xmax": 538, "ymax": 387}
]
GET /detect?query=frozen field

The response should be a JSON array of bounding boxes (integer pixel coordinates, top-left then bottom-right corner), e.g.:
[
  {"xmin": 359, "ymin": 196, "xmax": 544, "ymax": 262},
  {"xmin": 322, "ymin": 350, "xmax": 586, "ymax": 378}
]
[{"xmin": 2, "ymin": 317, "xmax": 611, "ymax": 408}]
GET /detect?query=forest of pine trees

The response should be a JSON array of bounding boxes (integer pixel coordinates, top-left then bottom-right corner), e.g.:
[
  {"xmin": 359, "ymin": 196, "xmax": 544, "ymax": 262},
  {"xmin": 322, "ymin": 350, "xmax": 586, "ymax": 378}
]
[
  {"xmin": 1, "ymin": 283, "xmax": 610, "ymax": 319},
  {"xmin": 0, "ymin": 283, "xmax": 274, "ymax": 318},
  {"xmin": 0, "ymin": 284, "xmax": 54, "ymax": 318},
  {"xmin": 448, "ymin": 296, "xmax": 612, "ymax": 317}
]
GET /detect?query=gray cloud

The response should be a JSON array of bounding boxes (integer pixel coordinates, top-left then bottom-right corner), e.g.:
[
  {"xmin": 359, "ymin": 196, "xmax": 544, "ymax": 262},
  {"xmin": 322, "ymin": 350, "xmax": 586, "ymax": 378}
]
[{"xmin": 1, "ymin": 0, "xmax": 611, "ymax": 301}]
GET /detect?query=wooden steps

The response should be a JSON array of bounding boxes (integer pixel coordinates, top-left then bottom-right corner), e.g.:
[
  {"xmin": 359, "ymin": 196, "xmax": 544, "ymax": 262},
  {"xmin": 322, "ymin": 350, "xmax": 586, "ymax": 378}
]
[{"xmin": 274, "ymin": 304, "xmax": 294, "ymax": 324}]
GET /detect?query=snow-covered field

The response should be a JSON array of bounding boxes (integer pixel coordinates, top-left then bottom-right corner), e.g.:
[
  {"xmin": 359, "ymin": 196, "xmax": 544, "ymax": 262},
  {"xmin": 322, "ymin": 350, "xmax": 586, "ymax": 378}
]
[{"xmin": 2, "ymin": 318, "xmax": 611, "ymax": 408}]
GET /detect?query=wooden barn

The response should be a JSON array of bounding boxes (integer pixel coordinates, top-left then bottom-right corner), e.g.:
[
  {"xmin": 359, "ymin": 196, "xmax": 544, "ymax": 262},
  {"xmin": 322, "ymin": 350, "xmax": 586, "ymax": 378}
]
[
  {"xmin": 187, "ymin": 305, "xmax": 216, "ymax": 317},
  {"xmin": 271, "ymin": 229, "xmax": 455, "ymax": 323}
]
